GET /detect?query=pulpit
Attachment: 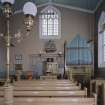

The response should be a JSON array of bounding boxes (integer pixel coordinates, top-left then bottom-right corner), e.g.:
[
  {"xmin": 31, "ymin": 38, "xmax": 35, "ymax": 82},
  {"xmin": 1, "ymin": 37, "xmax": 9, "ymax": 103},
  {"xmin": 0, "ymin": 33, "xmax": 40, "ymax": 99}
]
[
  {"xmin": 40, "ymin": 62, "xmax": 58, "ymax": 79},
  {"xmin": 46, "ymin": 62, "xmax": 58, "ymax": 75}
]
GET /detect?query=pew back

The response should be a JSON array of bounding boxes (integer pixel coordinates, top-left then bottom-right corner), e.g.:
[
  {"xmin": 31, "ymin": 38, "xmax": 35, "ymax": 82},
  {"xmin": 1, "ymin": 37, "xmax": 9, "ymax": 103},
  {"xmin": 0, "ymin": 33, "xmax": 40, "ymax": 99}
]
[
  {"xmin": 0, "ymin": 90, "xmax": 86, "ymax": 97},
  {"xmin": 0, "ymin": 97, "xmax": 96, "ymax": 105},
  {"xmin": 0, "ymin": 86, "xmax": 80, "ymax": 91}
]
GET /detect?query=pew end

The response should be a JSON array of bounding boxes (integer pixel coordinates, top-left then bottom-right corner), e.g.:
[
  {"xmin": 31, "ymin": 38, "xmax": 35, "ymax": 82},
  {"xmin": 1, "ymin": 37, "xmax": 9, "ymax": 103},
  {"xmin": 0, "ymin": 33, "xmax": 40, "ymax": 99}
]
[
  {"xmin": 92, "ymin": 93, "xmax": 97, "ymax": 105},
  {"xmin": 78, "ymin": 83, "xmax": 81, "ymax": 89},
  {"xmin": 84, "ymin": 87, "xmax": 87, "ymax": 97}
]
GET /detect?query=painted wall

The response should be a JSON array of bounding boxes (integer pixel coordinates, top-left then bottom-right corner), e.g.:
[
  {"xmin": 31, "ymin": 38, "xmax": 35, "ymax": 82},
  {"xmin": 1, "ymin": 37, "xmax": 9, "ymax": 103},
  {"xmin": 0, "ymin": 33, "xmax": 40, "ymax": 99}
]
[{"xmin": 10, "ymin": 6, "xmax": 94, "ymax": 72}]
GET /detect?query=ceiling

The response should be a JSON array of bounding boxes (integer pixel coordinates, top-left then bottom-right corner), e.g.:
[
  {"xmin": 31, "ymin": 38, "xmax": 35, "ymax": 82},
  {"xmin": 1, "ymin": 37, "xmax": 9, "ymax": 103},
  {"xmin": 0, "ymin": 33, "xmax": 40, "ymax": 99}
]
[{"xmin": 0, "ymin": 0, "xmax": 103, "ymax": 13}]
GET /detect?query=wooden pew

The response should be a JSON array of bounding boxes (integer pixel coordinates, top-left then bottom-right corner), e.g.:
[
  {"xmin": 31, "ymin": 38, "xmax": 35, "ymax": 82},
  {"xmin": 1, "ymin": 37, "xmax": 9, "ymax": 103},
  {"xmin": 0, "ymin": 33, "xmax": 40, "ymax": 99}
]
[
  {"xmin": 0, "ymin": 79, "xmax": 5, "ymax": 86},
  {"xmin": 13, "ymin": 80, "xmax": 80, "ymax": 91},
  {"xmin": 14, "ymin": 80, "xmax": 76, "ymax": 85},
  {"xmin": 15, "ymin": 80, "xmax": 73, "ymax": 83},
  {"xmin": 90, "ymin": 79, "xmax": 105, "ymax": 95},
  {"xmin": 14, "ymin": 83, "xmax": 76, "ymax": 87},
  {"xmin": 0, "ymin": 85, "xmax": 81, "ymax": 91},
  {"xmin": 0, "ymin": 90, "xmax": 87, "ymax": 97},
  {"xmin": 0, "ymin": 79, "xmax": 96, "ymax": 105},
  {"xmin": 90, "ymin": 79, "xmax": 105, "ymax": 105},
  {"xmin": 12, "ymin": 97, "xmax": 97, "ymax": 105},
  {"xmin": 14, "ymin": 80, "xmax": 77, "ymax": 87},
  {"xmin": 0, "ymin": 97, "xmax": 97, "ymax": 105}
]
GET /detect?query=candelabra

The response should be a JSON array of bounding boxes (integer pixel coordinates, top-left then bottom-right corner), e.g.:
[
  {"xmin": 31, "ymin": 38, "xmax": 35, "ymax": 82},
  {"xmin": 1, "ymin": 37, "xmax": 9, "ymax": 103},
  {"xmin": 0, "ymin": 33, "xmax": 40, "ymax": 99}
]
[{"xmin": 0, "ymin": 0, "xmax": 37, "ymax": 83}]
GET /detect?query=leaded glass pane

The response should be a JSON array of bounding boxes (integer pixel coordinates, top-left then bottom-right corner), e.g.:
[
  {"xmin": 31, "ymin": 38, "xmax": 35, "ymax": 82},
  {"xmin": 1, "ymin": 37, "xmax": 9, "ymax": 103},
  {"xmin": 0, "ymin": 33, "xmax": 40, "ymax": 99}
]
[{"xmin": 40, "ymin": 6, "xmax": 60, "ymax": 38}]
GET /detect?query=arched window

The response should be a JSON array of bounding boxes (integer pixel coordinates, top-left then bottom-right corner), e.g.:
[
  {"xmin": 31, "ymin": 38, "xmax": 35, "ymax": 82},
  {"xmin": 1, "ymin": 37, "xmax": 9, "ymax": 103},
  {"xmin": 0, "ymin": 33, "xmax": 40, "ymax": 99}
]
[
  {"xmin": 98, "ymin": 11, "xmax": 105, "ymax": 68},
  {"xmin": 39, "ymin": 6, "xmax": 61, "ymax": 39},
  {"xmin": 66, "ymin": 35, "xmax": 92, "ymax": 65}
]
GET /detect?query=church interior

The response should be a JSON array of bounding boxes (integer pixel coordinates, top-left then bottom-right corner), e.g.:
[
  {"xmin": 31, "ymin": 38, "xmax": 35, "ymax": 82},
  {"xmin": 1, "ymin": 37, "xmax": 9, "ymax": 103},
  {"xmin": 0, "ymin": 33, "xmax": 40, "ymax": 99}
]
[{"xmin": 0, "ymin": 0, "xmax": 105, "ymax": 105}]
